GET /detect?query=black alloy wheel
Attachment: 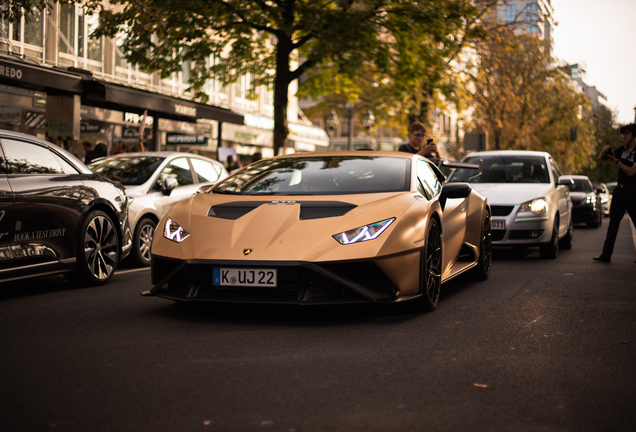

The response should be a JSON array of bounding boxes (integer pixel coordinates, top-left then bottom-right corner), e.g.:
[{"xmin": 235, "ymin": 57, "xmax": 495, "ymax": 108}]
[
  {"xmin": 70, "ymin": 210, "xmax": 120, "ymax": 286},
  {"xmin": 415, "ymin": 217, "xmax": 442, "ymax": 311},
  {"xmin": 472, "ymin": 208, "xmax": 492, "ymax": 280},
  {"xmin": 539, "ymin": 217, "xmax": 559, "ymax": 259},
  {"xmin": 133, "ymin": 217, "xmax": 156, "ymax": 267}
]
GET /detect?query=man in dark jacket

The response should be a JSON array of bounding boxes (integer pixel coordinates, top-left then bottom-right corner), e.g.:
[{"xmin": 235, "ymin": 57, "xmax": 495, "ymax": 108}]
[{"xmin": 594, "ymin": 123, "xmax": 636, "ymax": 262}]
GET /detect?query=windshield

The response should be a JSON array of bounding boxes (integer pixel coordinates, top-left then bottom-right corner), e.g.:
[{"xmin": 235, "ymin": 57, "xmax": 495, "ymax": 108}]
[
  {"xmin": 570, "ymin": 179, "xmax": 593, "ymax": 193},
  {"xmin": 89, "ymin": 156, "xmax": 165, "ymax": 186},
  {"xmin": 212, "ymin": 156, "xmax": 411, "ymax": 195},
  {"xmin": 448, "ymin": 155, "xmax": 550, "ymax": 184}
]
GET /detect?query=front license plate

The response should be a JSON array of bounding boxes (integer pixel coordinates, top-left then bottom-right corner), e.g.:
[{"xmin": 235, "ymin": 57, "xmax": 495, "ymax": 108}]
[
  {"xmin": 213, "ymin": 268, "xmax": 277, "ymax": 287},
  {"xmin": 492, "ymin": 219, "xmax": 506, "ymax": 230}
]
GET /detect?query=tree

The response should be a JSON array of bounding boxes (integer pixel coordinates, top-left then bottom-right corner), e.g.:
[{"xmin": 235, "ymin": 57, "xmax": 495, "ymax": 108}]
[
  {"xmin": 463, "ymin": 30, "xmax": 597, "ymax": 173},
  {"xmin": 580, "ymin": 105, "xmax": 624, "ymax": 183},
  {"xmin": 299, "ymin": 2, "xmax": 494, "ymax": 136},
  {"xmin": 79, "ymin": 0, "xmax": 490, "ymax": 156}
]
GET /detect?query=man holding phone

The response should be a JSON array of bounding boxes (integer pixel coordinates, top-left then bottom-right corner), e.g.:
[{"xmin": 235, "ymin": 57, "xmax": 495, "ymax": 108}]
[
  {"xmin": 593, "ymin": 123, "xmax": 636, "ymax": 263},
  {"xmin": 398, "ymin": 121, "xmax": 438, "ymax": 159}
]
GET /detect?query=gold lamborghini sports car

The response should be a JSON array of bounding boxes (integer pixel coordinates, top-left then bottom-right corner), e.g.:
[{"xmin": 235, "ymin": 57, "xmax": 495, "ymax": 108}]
[{"xmin": 143, "ymin": 151, "xmax": 491, "ymax": 311}]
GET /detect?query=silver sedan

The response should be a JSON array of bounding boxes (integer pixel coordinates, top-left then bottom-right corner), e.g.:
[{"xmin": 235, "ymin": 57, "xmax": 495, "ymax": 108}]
[{"xmin": 447, "ymin": 150, "xmax": 573, "ymax": 259}]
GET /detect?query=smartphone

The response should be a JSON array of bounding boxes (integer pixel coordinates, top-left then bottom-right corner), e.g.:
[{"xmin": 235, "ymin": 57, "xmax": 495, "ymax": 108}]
[{"xmin": 427, "ymin": 138, "xmax": 434, "ymax": 144}]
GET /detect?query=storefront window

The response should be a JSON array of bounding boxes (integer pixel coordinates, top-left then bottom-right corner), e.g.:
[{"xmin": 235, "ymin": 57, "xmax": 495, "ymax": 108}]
[
  {"xmin": 59, "ymin": 4, "xmax": 75, "ymax": 54},
  {"xmin": 24, "ymin": 7, "xmax": 42, "ymax": 47}
]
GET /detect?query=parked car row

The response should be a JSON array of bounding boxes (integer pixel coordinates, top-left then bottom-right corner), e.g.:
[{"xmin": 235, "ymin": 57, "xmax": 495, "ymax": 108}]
[
  {"xmin": 0, "ymin": 130, "xmax": 618, "ymax": 314},
  {"xmin": 0, "ymin": 131, "xmax": 227, "ymax": 286}
]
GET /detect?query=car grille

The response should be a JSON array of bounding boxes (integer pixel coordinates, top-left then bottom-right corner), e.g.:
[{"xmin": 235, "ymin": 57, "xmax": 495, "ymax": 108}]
[
  {"xmin": 491, "ymin": 205, "xmax": 514, "ymax": 216},
  {"xmin": 151, "ymin": 257, "xmax": 395, "ymax": 304}
]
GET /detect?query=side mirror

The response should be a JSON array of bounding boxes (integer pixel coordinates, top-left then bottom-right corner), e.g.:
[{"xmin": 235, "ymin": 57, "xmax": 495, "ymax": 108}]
[
  {"xmin": 595, "ymin": 187, "xmax": 604, "ymax": 194},
  {"xmin": 162, "ymin": 177, "xmax": 178, "ymax": 195},
  {"xmin": 439, "ymin": 182, "xmax": 472, "ymax": 211}
]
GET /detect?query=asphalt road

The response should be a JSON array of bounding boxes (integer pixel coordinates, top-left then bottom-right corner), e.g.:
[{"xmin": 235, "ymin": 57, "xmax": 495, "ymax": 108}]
[{"xmin": 1, "ymin": 217, "xmax": 635, "ymax": 432}]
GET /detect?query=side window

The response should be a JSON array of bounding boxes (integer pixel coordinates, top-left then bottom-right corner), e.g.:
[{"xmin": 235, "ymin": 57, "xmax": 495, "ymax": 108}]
[
  {"xmin": 191, "ymin": 158, "xmax": 221, "ymax": 183},
  {"xmin": 161, "ymin": 158, "xmax": 194, "ymax": 186},
  {"xmin": 1, "ymin": 139, "xmax": 69, "ymax": 174},
  {"xmin": 417, "ymin": 159, "xmax": 442, "ymax": 200}
]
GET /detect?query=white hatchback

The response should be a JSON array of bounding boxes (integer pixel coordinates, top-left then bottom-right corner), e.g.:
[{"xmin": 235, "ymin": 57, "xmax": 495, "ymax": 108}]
[
  {"xmin": 90, "ymin": 152, "xmax": 228, "ymax": 266},
  {"xmin": 447, "ymin": 150, "xmax": 574, "ymax": 259}
]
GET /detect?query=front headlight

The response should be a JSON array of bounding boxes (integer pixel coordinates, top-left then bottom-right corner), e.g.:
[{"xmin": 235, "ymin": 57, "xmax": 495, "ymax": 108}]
[
  {"xmin": 519, "ymin": 198, "xmax": 548, "ymax": 214},
  {"xmin": 585, "ymin": 196, "xmax": 596, "ymax": 204},
  {"xmin": 332, "ymin": 218, "xmax": 395, "ymax": 245},
  {"xmin": 163, "ymin": 217, "xmax": 190, "ymax": 243}
]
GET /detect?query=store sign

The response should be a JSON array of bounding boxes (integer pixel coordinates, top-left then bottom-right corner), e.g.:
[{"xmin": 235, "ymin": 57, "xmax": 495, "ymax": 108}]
[
  {"xmin": 174, "ymin": 104, "xmax": 197, "ymax": 117},
  {"xmin": 124, "ymin": 112, "xmax": 153, "ymax": 126},
  {"xmin": 0, "ymin": 107, "xmax": 21, "ymax": 123},
  {"xmin": 122, "ymin": 126, "xmax": 152, "ymax": 139},
  {"xmin": 0, "ymin": 64, "xmax": 23, "ymax": 80},
  {"xmin": 166, "ymin": 133, "xmax": 208, "ymax": 145},
  {"xmin": 80, "ymin": 120, "xmax": 103, "ymax": 133}
]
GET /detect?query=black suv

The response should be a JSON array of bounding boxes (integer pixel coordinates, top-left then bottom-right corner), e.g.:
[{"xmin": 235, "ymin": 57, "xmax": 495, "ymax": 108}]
[{"xmin": 0, "ymin": 130, "xmax": 132, "ymax": 286}]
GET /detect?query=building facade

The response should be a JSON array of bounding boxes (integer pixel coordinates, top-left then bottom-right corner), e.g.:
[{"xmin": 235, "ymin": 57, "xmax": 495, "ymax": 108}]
[{"xmin": 0, "ymin": 2, "xmax": 327, "ymax": 162}]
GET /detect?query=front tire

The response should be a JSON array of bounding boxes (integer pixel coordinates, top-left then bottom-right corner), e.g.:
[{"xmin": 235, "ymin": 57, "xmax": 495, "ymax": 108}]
[
  {"xmin": 132, "ymin": 218, "xmax": 156, "ymax": 267},
  {"xmin": 472, "ymin": 208, "xmax": 492, "ymax": 280},
  {"xmin": 414, "ymin": 217, "xmax": 442, "ymax": 311},
  {"xmin": 540, "ymin": 217, "xmax": 559, "ymax": 259},
  {"xmin": 559, "ymin": 217, "xmax": 573, "ymax": 250},
  {"xmin": 70, "ymin": 210, "xmax": 120, "ymax": 286}
]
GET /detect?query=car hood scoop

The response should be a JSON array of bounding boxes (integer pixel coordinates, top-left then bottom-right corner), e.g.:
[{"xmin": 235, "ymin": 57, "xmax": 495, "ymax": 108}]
[{"xmin": 208, "ymin": 201, "xmax": 357, "ymax": 220}]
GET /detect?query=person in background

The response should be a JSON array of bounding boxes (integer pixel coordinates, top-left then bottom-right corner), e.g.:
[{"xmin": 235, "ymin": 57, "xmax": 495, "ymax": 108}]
[
  {"xmin": 513, "ymin": 162, "xmax": 538, "ymax": 183},
  {"xmin": 251, "ymin": 152, "xmax": 263, "ymax": 163},
  {"xmin": 226, "ymin": 154, "xmax": 242, "ymax": 172},
  {"xmin": 593, "ymin": 123, "xmax": 636, "ymax": 263},
  {"xmin": 90, "ymin": 143, "xmax": 108, "ymax": 162},
  {"xmin": 398, "ymin": 121, "xmax": 438, "ymax": 159},
  {"xmin": 82, "ymin": 141, "xmax": 94, "ymax": 165},
  {"xmin": 114, "ymin": 141, "xmax": 128, "ymax": 154}
]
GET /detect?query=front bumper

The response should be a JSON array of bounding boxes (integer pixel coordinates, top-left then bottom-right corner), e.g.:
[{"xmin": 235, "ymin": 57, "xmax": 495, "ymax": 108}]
[
  {"xmin": 572, "ymin": 205, "xmax": 598, "ymax": 224},
  {"xmin": 145, "ymin": 255, "xmax": 404, "ymax": 305},
  {"xmin": 490, "ymin": 204, "xmax": 551, "ymax": 246}
]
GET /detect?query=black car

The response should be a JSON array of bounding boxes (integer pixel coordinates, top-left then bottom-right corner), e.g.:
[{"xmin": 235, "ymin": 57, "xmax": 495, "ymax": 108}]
[
  {"xmin": 0, "ymin": 130, "xmax": 132, "ymax": 286},
  {"xmin": 562, "ymin": 175, "xmax": 602, "ymax": 228}
]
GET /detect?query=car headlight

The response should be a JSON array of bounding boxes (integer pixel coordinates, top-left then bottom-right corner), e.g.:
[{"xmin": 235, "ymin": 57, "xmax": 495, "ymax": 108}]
[
  {"xmin": 163, "ymin": 217, "xmax": 190, "ymax": 243},
  {"xmin": 332, "ymin": 218, "xmax": 395, "ymax": 245},
  {"xmin": 586, "ymin": 196, "xmax": 596, "ymax": 204},
  {"xmin": 519, "ymin": 198, "xmax": 548, "ymax": 214}
]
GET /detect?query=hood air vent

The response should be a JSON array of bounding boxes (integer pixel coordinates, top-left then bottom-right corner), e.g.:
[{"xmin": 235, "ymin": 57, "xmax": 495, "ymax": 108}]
[{"xmin": 208, "ymin": 201, "xmax": 357, "ymax": 220}]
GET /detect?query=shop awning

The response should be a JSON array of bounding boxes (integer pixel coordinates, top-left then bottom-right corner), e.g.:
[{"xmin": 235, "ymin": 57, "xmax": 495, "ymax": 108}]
[
  {"xmin": 1, "ymin": 57, "xmax": 243, "ymax": 125},
  {"xmin": 82, "ymin": 79, "xmax": 244, "ymax": 125},
  {"xmin": 0, "ymin": 57, "xmax": 83, "ymax": 94}
]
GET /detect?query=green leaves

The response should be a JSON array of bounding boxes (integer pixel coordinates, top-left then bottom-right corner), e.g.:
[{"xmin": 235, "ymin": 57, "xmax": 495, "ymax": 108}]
[{"xmin": 465, "ymin": 31, "xmax": 597, "ymax": 173}]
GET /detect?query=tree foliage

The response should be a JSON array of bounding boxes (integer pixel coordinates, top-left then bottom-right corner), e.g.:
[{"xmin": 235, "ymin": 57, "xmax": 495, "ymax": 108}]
[
  {"xmin": 78, "ymin": 0, "xmax": 489, "ymax": 155},
  {"xmin": 299, "ymin": 1, "xmax": 493, "ymax": 137},
  {"xmin": 463, "ymin": 30, "xmax": 597, "ymax": 173},
  {"xmin": 580, "ymin": 106, "xmax": 624, "ymax": 183}
]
